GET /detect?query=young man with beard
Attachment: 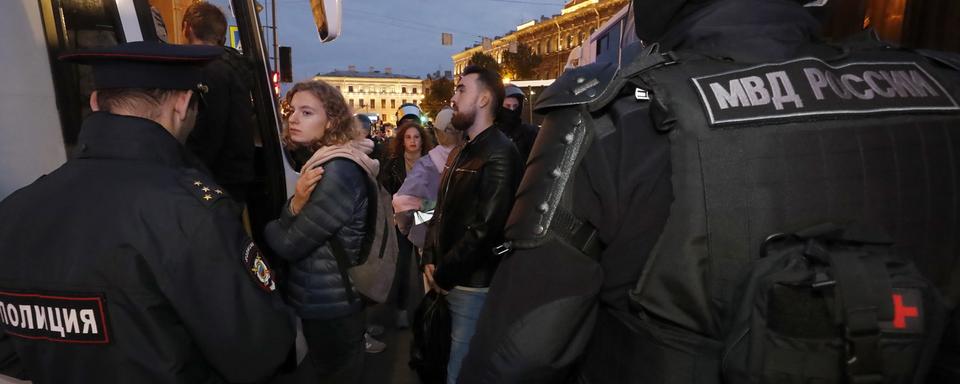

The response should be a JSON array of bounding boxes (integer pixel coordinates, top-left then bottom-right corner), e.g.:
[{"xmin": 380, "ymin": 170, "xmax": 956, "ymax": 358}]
[{"xmin": 422, "ymin": 65, "xmax": 523, "ymax": 384}]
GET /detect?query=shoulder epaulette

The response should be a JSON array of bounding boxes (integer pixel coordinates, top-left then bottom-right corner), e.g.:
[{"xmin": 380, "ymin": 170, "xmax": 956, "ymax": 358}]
[{"xmin": 179, "ymin": 170, "xmax": 229, "ymax": 207}]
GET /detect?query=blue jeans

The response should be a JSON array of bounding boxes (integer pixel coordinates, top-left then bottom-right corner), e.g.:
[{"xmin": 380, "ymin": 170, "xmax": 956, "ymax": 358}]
[{"xmin": 445, "ymin": 288, "xmax": 488, "ymax": 384}]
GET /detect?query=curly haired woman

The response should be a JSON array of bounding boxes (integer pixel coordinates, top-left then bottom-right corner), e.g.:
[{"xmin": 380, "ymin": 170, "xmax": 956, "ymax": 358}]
[{"xmin": 264, "ymin": 79, "xmax": 379, "ymax": 383}]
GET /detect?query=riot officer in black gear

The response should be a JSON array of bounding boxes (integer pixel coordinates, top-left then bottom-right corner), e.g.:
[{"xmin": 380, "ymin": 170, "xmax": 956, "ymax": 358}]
[
  {"xmin": 459, "ymin": 0, "xmax": 960, "ymax": 383},
  {"xmin": 0, "ymin": 42, "xmax": 304, "ymax": 383}
]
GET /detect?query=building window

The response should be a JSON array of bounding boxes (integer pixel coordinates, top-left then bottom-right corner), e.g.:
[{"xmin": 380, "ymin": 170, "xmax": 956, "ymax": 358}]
[
  {"xmin": 567, "ymin": 34, "xmax": 573, "ymax": 49},
  {"xmin": 359, "ymin": 99, "xmax": 365, "ymax": 108},
  {"xmin": 391, "ymin": 99, "xmax": 396, "ymax": 108},
  {"xmin": 381, "ymin": 99, "xmax": 386, "ymax": 108},
  {"xmin": 336, "ymin": 85, "xmax": 341, "ymax": 91},
  {"xmin": 370, "ymin": 99, "xmax": 375, "ymax": 108},
  {"xmin": 547, "ymin": 39, "xmax": 552, "ymax": 53},
  {"xmin": 412, "ymin": 87, "xmax": 418, "ymax": 94},
  {"xmin": 402, "ymin": 99, "xmax": 407, "ymax": 104},
  {"xmin": 348, "ymin": 85, "xmax": 354, "ymax": 93},
  {"xmin": 349, "ymin": 99, "xmax": 354, "ymax": 107},
  {"xmin": 402, "ymin": 87, "xmax": 407, "ymax": 94}
]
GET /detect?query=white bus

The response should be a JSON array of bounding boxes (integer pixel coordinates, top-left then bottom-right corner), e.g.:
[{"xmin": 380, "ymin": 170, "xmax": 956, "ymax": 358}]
[{"xmin": 565, "ymin": 3, "xmax": 642, "ymax": 70}]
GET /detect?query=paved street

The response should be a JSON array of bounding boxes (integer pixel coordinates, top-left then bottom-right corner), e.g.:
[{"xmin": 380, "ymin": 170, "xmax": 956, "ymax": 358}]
[{"xmin": 363, "ymin": 303, "xmax": 421, "ymax": 384}]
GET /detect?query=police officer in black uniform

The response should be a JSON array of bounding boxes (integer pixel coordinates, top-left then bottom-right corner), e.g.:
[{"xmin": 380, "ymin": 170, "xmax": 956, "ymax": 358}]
[
  {"xmin": 182, "ymin": 2, "xmax": 257, "ymax": 205},
  {"xmin": 460, "ymin": 0, "xmax": 960, "ymax": 383},
  {"xmin": 0, "ymin": 42, "xmax": 302, "ymax": 383}
]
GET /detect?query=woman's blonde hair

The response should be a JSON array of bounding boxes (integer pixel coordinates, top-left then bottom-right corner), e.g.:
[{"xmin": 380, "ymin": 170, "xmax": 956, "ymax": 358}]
[{"xmin": 281, "ymin": 79, "xmax": 358, "ymax": 150}]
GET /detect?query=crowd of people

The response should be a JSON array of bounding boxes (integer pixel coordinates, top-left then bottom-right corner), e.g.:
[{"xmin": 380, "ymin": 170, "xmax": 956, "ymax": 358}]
[
  {"xmin": 0, "ymin": 2, "xmax": 534, "ymax": 382},
  {"xmin": 273, "ymin": 64, "xmax": 528, "ymax": 383}
]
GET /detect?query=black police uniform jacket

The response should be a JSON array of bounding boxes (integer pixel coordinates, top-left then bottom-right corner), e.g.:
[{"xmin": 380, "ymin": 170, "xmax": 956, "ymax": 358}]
[
  {"xmin": 423, "ymin": 125, "xmax": 522, "ymax": 290},
  {"xmin": 0, "ymin": 112, "xmax": 297, "ymax": 383},
  {"xmin": 264, "ymin": 158, "xmax": 367, "ymax": 320},
  {"xmin": 186, "ymin": 47, "xmax": 256, "ymax": 202}
]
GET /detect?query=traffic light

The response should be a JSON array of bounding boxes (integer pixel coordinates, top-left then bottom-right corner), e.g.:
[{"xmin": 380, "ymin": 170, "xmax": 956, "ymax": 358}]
[
  {"xmin": 279, "ymin": 46, "xmax": 293, "ymax": 83},
  {"xmin": 271, "ymin": 71, "xmax": 280, "ymax": 97}
]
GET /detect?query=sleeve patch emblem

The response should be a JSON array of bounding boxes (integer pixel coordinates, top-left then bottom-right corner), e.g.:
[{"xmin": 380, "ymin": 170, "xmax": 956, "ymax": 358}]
[{"xmin": 243, "ymin": 241, "xmax": 276, "ymax": 292}]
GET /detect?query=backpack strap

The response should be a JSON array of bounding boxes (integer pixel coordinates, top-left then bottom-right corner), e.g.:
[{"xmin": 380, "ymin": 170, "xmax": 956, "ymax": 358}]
[
  {"xmin": 328, "ymin": 238, "xmax": 359, "ymax": 304},
  {"xmin": 828, "ymin": 248, "xmax": 890, "ymax": 384},
  {"xmin": 328, "ymin": 173, "xmax": 386, "ymax": 305}
]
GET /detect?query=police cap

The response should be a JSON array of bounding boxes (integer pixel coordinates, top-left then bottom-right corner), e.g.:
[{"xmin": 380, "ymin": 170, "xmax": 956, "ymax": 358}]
[{"xmin": 58, "ymin": 41, "xmax": 221, "ymax": 91}]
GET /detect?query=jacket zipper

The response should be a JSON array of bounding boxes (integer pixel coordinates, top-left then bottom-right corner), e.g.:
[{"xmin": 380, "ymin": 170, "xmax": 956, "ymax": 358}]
[
  {"xmin": 440, "ymin": 144, "xmax": 467, "ymax": 204},
  {"xmin": 721, "ymin": 326, "xmax": 750, "ymax": 374}
]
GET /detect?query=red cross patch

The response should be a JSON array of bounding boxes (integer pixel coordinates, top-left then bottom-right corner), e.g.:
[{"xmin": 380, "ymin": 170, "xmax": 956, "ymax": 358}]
[{"xmin": 879, "ymin": 288, "xmax": 923, "ymax": 334}]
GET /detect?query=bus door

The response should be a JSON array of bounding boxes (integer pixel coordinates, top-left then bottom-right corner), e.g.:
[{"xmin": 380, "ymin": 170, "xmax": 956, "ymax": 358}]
[{"xmin": 32, "ymin": 0, "xmax": 340, "ymax": 250}]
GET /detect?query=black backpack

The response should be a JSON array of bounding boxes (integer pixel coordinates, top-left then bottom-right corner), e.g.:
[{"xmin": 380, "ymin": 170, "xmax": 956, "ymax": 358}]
[{"xmin": 722, "ymin": 224, "xmax": 947, "ymax": 384}]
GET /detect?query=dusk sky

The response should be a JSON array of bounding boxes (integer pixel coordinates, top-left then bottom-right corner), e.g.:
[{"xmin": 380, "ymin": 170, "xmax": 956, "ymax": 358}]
[{"xmin": 272, "ymin": 0, "xmax": 568, "ymax": 81}]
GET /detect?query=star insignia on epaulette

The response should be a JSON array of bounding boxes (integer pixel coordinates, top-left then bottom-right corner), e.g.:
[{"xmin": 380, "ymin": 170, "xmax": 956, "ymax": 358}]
[{"xmin": 181, "ymin": 172, "xmax": 228, "ymax": 207}]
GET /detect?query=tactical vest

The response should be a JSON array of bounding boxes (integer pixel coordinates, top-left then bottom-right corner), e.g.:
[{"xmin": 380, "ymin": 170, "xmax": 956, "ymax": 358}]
[{"xmin": 576, "ymin": 42, "xmax": 960, "ymax": 383}]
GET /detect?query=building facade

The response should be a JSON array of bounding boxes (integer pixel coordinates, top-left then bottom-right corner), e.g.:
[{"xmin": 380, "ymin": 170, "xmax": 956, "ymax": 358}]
[
  {"xmin": 451, "ymin": 0, "xmax": 628, "ymax": 81},
  {"xmin": 314, "ymin": 66, "xmax": 424, "ymax": 124}
]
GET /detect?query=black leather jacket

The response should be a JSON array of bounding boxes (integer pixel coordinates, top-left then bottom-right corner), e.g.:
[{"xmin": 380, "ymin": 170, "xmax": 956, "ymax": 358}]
[
  {"xmin": 379, "ymin": 156, "xmax": 408, "ymax": 195},
  {"xmin": 423, "ymin": 125, "xmax": 522, "ymax": 290}
]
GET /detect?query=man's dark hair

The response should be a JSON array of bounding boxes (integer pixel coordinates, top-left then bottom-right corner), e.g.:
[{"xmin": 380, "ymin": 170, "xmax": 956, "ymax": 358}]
[
  {"xmin": 460, "ymin": 65, "xmax": 504, "ymax": 118},
  {"xmin": 96, "ymin": 88, "xmax": 183, "ymax": 118},
  {"xmin": 183, "ymin": 2, "xmax": 227, "ymax": 45}
]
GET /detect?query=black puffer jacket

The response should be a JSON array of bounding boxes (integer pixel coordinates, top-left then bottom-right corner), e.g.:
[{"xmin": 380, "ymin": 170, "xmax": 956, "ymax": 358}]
[
  {"xmin": 423, "ymin": 125, "xmax": 522, "ymax": 290},
  {"xmin": 264, "ymin": 159, "xmax": 368, "ymax": 319}
]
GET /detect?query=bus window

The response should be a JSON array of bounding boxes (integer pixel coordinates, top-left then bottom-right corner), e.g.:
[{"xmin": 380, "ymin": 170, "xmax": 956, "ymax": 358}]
[
  {"xmin": 41, "ymin": 0, "xmax": 124, "ymax": 155},
  {"xmin": 594, "ymin": 20, "xmax": 621, "ymax": 65}
]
